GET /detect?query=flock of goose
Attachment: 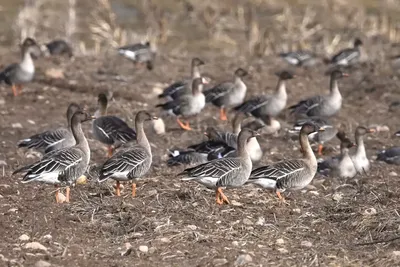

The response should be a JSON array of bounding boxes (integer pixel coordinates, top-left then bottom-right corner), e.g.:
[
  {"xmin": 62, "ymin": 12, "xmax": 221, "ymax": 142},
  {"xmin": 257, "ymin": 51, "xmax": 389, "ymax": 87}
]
[{"xmin": 1, "ymin": 37, "xmax": 399, "ymax": 205}]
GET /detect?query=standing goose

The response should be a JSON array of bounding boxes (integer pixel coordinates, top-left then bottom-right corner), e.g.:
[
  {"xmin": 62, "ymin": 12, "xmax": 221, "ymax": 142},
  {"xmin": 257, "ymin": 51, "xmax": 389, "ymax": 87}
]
[
  {"xmin": 234, "ymin": 71, "xmax": 294, "ymax": 118},
  {"xmin": 246, "ymin": 123, "xmax": 324, "ymax": 201},
  {"xmin": 318, "ymin": 136, "xmax": 357, "ymax": 178},
  {"xmin": 330, "ymin": 38, "xmax": 363, "ymax": 67},
  {"xmin": 17, "ymin": 103, "xmax": 81, "ymax": 154},
  {"xmin": 42, "ymin": 39, "xmax": 73, "ymax": 58},
  {"xmin": 13, "ymin": 111, "xmax": 94, "ymax": 203},
  {"xmin": 0, "ymin": 38, "xmax": 41, "ymax": 96},
  {"xmin": 158, "ymin": 58, "xmax": 205, "ymax": 100},
  {"xmin": 118, "ymin": 41, "xmax": 156, "ymax": 70},
  {"xmin": 351, "ymin": 126, "xmax": 375, "ymax": 175},
  {"xmin": 289, "ymin": 70, "xmax": 348, "ymax": 118},
  {"xmin": 156, "ymin": 77, "xmax": 207, "ymax": 131},
  {"xmin": 290, "ymin": 116, "xmax": 337, "ymax": 155},
  {"xmin": 92, "ymin": 93, "xmax": 136, "ymax": 157},
  {"xmin": 180, "ymin": 129, "xmax": 259, "ymax": 205},
  {"xmin": 98, "ymin": 111, "xmax": 157, "ymax": 197},
  {"xmin": 279, "ymin": 51, "xmax": 318, "ymax": 68},
  {"xmin": 204, "ymin": 68, "xmax": 248, "ymax": 121}
]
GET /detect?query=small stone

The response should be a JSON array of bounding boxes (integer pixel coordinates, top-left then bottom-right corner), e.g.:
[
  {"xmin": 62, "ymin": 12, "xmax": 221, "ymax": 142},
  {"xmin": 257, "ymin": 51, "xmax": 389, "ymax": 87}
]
[
  {"xmin": 301, "ymin": 241, "xmax": 312, "ymax": 247},
  {"xmin": 147, "ymin": 189, "xmax": 158, "ymax": 196},
  {"xmin": 234, "ymin": 254, "xmax": 252, "ymax": 266},
  {"xmin": 332, "ymin": 192, "xmax": 343, "ymax": 202},
  {"xmin": 35, "ymin": 260, "xmax": 51, "ymax": 267},
  {"xmin": 255, "ymin": 217, "xmax": 265, "ymax": 226},
  {"xmin": 363, "ymin": 207, "xmax": 377, "ymax": 216},
  {"xmin": 231, "ymin": 200, "xmax": 243, "ymax": 206},
  {"xmin": 232, "ymin": 241, "xmax": 239, "ymax": 247},
  {"xmin": 12, "ymin": 123, "xmax": 23, "ymax": 129},
  {"xmin": 42, "ymin": 234, "xmax": 52, "ymax": 241},
  {"xmin": 276, "ymin": 238, "xmax": 285, "ymax": 245},
  {"xmin": 292, "ymin": 208, "xmax": 301, "ymax": 213},
  {"xmin": 19, "ymin": 234, "xmax": 30, "ymax": 241},
  {"xmin": 187, "ymin": 225, "xmax": 197, "ymax": 230},
  {"xmin": 213, "ymin": 258, "xmax": 228, "ymax": 266},
  {"xmin": 57, "ymin": 193, "xmax": 66, "ymax": 203},
  {"xmin": 0, "ymin": 160, "xmax": 7, "ymax": 166},
  {"xmin": 242, "ymin": 218, "xmax": 253, "ymax": 225},
  {"xmin": 148, "ymin": 247, "xmax": 156, "ymax": 254},
  {"xmin": 76, "ymin": 175, "xmax": 87, "ymax": 185},
  {"xmin": 27, "ymin": 120, "xmax": 35, "ymax": 125},
  {"xmin": 138, "ymin": 245, "xmax": 148, "ymax": 253},
  {"xmin": 309, "ymin": 191, "xmax": 319, "ymax": 196},
  {"xmin": 392, "ymin": 251, "xmax": 400, "ymax": 257},
  {"xmin": 121, "ymin": 243, "xmax": 132, "ymax": 256},
  {"xmin": 277, "ymin": 248, "xmax": 289, "ymax": 254},
  {"xmin": 7, "ymin": 208, "xmax": 18, "ymax": 213},
  {"xmin": 389, "ymin": 171, "xmax": 398, "ymax": 177},
  {"xmin": 45, "ymin": 68, "xmax": 65, "ymax": 79},
  {"xmin": 152, "ymin": 118, "xmax": 165, "ymax": 135},
  {"xmin": 24, "ymin": 242, "xmax": 47, "ymax": 251},
  {"xmin": 160, "ymin": 237, "xmax": 170, "ymax": 243}
]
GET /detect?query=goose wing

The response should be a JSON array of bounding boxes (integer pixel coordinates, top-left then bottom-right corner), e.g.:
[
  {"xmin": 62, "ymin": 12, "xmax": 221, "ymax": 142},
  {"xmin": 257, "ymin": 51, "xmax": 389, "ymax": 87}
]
[
  {"xmin": 93, "ymin": 116, "xmax": 136, "ymax": 144},
  {"xmin": 204, "ymin": 82, "xmax": 234, "ymax": 102},
  {"xmin": 159, "ymin": 81, "xmax": 186, "ymax": 98},
  {"xmin": 250, "ymin": 160, "xmax": 305, "ymax": 181},
  {"xmin": 234, "ymin": 95, "xmax": 270, "ymax": 113},
  {"xmin": 289, "ymin": 95, "xmax": 324, "ymax": 117},
  {"xmin": 331, "ymin": 48, "xmax": 359, "ymax": 64},
  {"xmin": 179, "ymin": 157, "xmax": 241, "ymax": 180},
  {"xmin": 18, "ymin": 128, "xmax": 70, "ymax": 151}
]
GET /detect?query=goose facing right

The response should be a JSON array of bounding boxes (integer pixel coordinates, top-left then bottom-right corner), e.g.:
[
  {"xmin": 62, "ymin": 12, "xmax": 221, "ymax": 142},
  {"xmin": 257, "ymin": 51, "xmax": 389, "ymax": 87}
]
[
  {"xmin": 247, "ymin": 123, "xmax": 324, "ymax": 201},
  {"xmin": 179, "ymin": 128, "xmax": 259, "ymax": 205},
  {"xmin": 330, "ymin": 38, "xmax": 363, "ymax": 67},
  {"xmin": 351, "ymin": 126, "xmax": 375, "ymax": 175},
  {"xmin": 118, "ymin": 41, "xmax": 156, "ymax": 70}
]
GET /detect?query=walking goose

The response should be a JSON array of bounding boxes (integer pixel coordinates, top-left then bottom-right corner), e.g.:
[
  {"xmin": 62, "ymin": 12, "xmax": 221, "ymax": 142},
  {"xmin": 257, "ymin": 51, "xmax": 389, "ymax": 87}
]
[
  {"xmin": 158, "ymin": 58, "xmax": 205, "ymax": 100},
  {"xmin": 234, "ymin": 71, "xmax": 294, "ymax": 118},
  {"xmin": 246, "ymin": 123, "xmax": 323, "ymax": 201},
  {"xmin": 0, "ymin": 38, "xmax": 41, "ymax": 96},
  {"xmin": 180, "ymin": 128, "xmax": 259, "ymax": 205},
  {"xmin": 156, "ymin": 77, "xmax": 207, "ymax": 130},
  {"xmin": 17, "ymin": 103, "xmax": 81, "ymax": 154},
  {"xmin": 351, "ymin": 126, "xmax": 375, "ymax": 175},
  {"xmin": 289, "ymin": 70, "xmax": 348, "ymax": 118},
  {"xmin": 98, "ymin": 111, "xmax": 157, "ymax": 197},
  {"xmin": 204, "ymin": 68, "xmax": 248, "ymax": 121},
  {"xmin": 330, "ymin": 38, "xmax": 363, "ymax": 67},
  {"xmin": 42, "ymin": 39, "xmax": 73, "ymax": 58},
  {"xmin": 118, "ymin": 41, "xmax": 156, "ymax": 70},
  {"xmin": 318, "ymin": 135, "xmax": 357, "ymax": 178},
  {"xmin": 92, "ymin": 93, "xmax": 136, "ymax": 157},
  {"xmin": 13, "ymin": 111, "xmax": 94, "ymax": 203}
]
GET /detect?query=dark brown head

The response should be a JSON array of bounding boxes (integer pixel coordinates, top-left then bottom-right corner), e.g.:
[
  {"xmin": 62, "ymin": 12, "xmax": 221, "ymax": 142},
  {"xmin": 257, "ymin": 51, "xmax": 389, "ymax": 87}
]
[
  {"xmin": 276, "ymin": 70, "xmax": 295, "ymax": 80},
  {"xmin": 192, "ymin": 57, "xmax": 205, "ymax": 67},
  {"xmin": 135, "ymin": 110, "xmax": 158, "ymax": 124},
  {"xmin": 340, "ymin": 138, "xmax": 356, "ymax": 150},
  {"xmin": 234, "ymin": 68, "xmax": 248, "ymax": 78},
  {"xmin": 204, "ymin": 127, "xmax": 220, "ymax": 140},
  {"xmin": 21, "ymin": 37, "xmax": 41, "ymax": 57},
  {"xmin": 300, "ymin": 122, "xmax": 324, "ymax": 135},
  {"xmin": 395, "ymin": 130, "xmax": 400, "ymax": 137},
  {"xmin": 71, "ymin": 111, "xmax": 95, "ymax": 125},
  {"xmin": 66, "ymin": 103, "xmax": 81, "ymax": 124},
  {"xmin": 97, "ymin": 93, "xmax": 108, "ymax": 108},
  {"xmin": 238, "ymin": 128, "xmax": 260, "ymax": 143},
  {"xmin": 331, "ymin": 70, "xmax": 349, "ymax": 80},
  {"xmin": 355, "ymin": 126, "xmax": 375, "ymax": 137},
  {"xmin": 145, "ymin": 41, "xmax": 151, "ymax": 47},
  {"xmin": 354, "ymin": 38, "xmax": 363, "ymax": 48}
]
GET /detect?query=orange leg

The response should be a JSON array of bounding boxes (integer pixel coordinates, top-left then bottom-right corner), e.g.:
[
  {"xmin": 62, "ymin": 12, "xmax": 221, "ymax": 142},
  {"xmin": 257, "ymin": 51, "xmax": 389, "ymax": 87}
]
[
  {"xmin": 176, "ymin": 118, "xmax": 192, "ymax": 131},
  {"xmin": 317, "ymin": 144, "xmax": 323, "ymax": 156},
  {"xmin": 12, "ymin": 85, "xmax": 19, "ymax": 97},
  {"xmin": 107, "ymin": 146, "xmax": 114, "ymax": 158},
  {"xmin": 55, "ymin": 186, "xmax": 60, "ymax": 203},
  {"xmin": 276, "ymin": 191, "xmax": 288, "ymax": 204},
  {"xmin": 116, "ymin": 181, "xmax": 121, "ymax": 196},
  {"xmin": 132, "ymin": 183, "xmax": 137, "ymax": 197},
  {"xmin": 219, "ymin": 107, "xmax": 228, "ymax": 121},
  {"xmin": 217, "ymin": 187, "xmax": 230, "ymax": 204},
  {"xmin": 66, "ymin": 187, "xmax": 70, "ymax": 203},
  {"xmin": 16, "ymin": 84, "xmax": 23, "ymax": 95},
  {"xmin": 215, "ymin": 189, "xmax": 223, "ymax": 205}
]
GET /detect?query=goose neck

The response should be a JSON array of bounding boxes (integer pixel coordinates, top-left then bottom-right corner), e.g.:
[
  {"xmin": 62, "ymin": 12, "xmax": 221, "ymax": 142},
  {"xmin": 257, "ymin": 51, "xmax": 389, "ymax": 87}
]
[
  {"xmin": 329, "ymin": 78, "xmax": 340, "ymax": 95},
  {"xmin": 71, "ymin": 120, "xmax": 89, "ymax": 150},
  {"xmin": 275, "ymin": 79, "xmax": 287, "ymax": 99},
  {"xmin": 191, "ymin": 65, "xmax": 201, "ymax": 78},
  {"xmin": 237, "ymin": 135, "xmax": 250, "ymax": 159},
  {"xmin": 355, "ymin": 135, "xmax": 366, "ymax": 157},
  {"xmin": 300, "ymin": 133, "xmax": 316, "ymax": 164},
  {"xmin": 136, "ymin": 120, "xmax": 151, "ymax": 153}
]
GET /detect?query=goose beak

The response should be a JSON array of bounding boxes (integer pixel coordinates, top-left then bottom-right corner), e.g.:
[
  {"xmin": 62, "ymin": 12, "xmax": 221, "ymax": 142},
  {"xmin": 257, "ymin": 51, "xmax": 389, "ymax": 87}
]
[
  {"xmin": 342, "ymin": 73, "xmax": 350, "ymax": 77},
  {"xmin": 90, "ymin": 115, "xmax": 96, "ymax": 120},
  {"xmin": 367, "ymin": 128, "xmax": 376, "ymax": 133},
  {"xmin": 318, "ymin": 127, "xmax": 326, "ymax": 132},
  {"xmin": 152, "ymin": 116, "xmax": 159, "ymax": 120}
]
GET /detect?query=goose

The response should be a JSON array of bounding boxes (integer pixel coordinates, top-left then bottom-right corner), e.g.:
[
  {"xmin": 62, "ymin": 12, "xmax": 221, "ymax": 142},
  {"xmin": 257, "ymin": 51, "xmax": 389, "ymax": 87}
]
[
  {"xmin": 92, "ymin": 93, "xmax": 136, "ymax": 157},
  {"xmin": 241, "ymin": 115, "xmax": 281, "ymax": 135},
  {"xmin": 279, "ymin": 51, "xmax": 318, "ymax": 68},
  {"xmin": 158, "ymin": 58, "xmax": 205, "ymax": 100},
  {"xmin": 156, "ymin": 77, "xmax": 207, "ymax": 131},
  {"xmin": 118, "ymin": 41, "xmax": 156, "ymax": 70},
  {"xmin": 180, "ymin": 128, "xmax": 259, "ymax": 205},
  {"xmin": 330, "ymin": 38, "xmax": 363, "ymax": 67},
  {"xmin": 247, "ymin": 123, "xmax": 324, "ymax": 201},
  {"xmin": 289, "ymin": 70, "xmax": 348, "ymax": 118},
  {"xmin": 41, "ymin": 39, "xmax": 73, "ymax": 58},
  {"xmin": 13, "ymin": 111, "xmax": 94, "ymax": 203},
  {"xmin": 17, "ymin": 103, "xmax": 81, "ymax": 154},
  {"xmin": 234, "ymin": 71, "xmax": 294, "ymax": 118},
  {"xmin": 98, "ymin": 111, "xmax": 157, "ymax": 197},
  {"xmin": 204, "ymin": 68, "xmax": 248, "ymax": 121},
  {"xmin": 0, "ymin": 38, "xmax": 41, "ymax": 96},
  {"xmin": 351, "ymin": 126, "xmax": 375, "ymax": 175}
]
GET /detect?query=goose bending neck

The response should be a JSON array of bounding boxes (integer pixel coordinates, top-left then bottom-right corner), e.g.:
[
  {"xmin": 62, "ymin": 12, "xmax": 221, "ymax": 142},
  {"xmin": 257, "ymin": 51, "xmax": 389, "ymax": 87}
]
[{"xmin": 135, "ymin": 120, "xmax": 151, "ymax": 153}]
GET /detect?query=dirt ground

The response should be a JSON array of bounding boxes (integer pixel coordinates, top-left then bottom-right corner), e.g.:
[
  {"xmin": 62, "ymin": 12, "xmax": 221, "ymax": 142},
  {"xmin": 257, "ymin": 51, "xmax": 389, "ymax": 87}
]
[{"xmin": 1, "ymin": 40, "xmax": 400, "ymax": 267}]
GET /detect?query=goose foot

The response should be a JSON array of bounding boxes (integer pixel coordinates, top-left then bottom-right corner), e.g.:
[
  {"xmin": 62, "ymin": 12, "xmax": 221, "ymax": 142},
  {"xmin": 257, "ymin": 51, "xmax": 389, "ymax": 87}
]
[
  {"xmin": 276, "ymin": 191, "xmax": 289, "ymax": 205},
  {"xmin": 177, "ymin": 118, "xmax": 192, "ymax": 131},
  {"xmin": 219, "ymin": 107, "xmax": 227, "ymax": 121},
  {"xmin": 107, "ymin": 146, "xmax": 114, "ymax": 157},
  {"xmin": 216, "ymin": 187, "xmax": 230, "ymax": 205}
]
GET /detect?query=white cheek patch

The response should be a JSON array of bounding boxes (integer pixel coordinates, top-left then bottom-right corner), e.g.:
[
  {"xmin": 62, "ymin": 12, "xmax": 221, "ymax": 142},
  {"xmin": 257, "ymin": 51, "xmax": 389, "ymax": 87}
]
[{"xmin": 308, "ymin": 132, "xmax": 318, "ymax": 139}]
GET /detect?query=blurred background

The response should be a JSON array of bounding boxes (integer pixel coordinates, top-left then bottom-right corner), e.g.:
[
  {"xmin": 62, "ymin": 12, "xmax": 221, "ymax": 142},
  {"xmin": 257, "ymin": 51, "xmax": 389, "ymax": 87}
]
[{"xmin": 0, "ymin": 0, "xmax": 400, "ymax": 59}]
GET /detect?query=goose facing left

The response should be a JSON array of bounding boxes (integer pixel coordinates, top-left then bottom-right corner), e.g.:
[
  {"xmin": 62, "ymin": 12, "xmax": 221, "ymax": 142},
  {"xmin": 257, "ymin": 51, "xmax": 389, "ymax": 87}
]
[
  {"xmin": 13, "ymin": 111, "xmax": 94, "ymax": 203},
  {"xmin": 17, "ymin": 103, "xmax": 81, "ymax": 154},
  {"xmin": 0, "ymin": 38, "xmax": 41, "ymax": 96},
  {"xmin": 118, "ymin": 41, "xmax": 156, "ymax": 70}
]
